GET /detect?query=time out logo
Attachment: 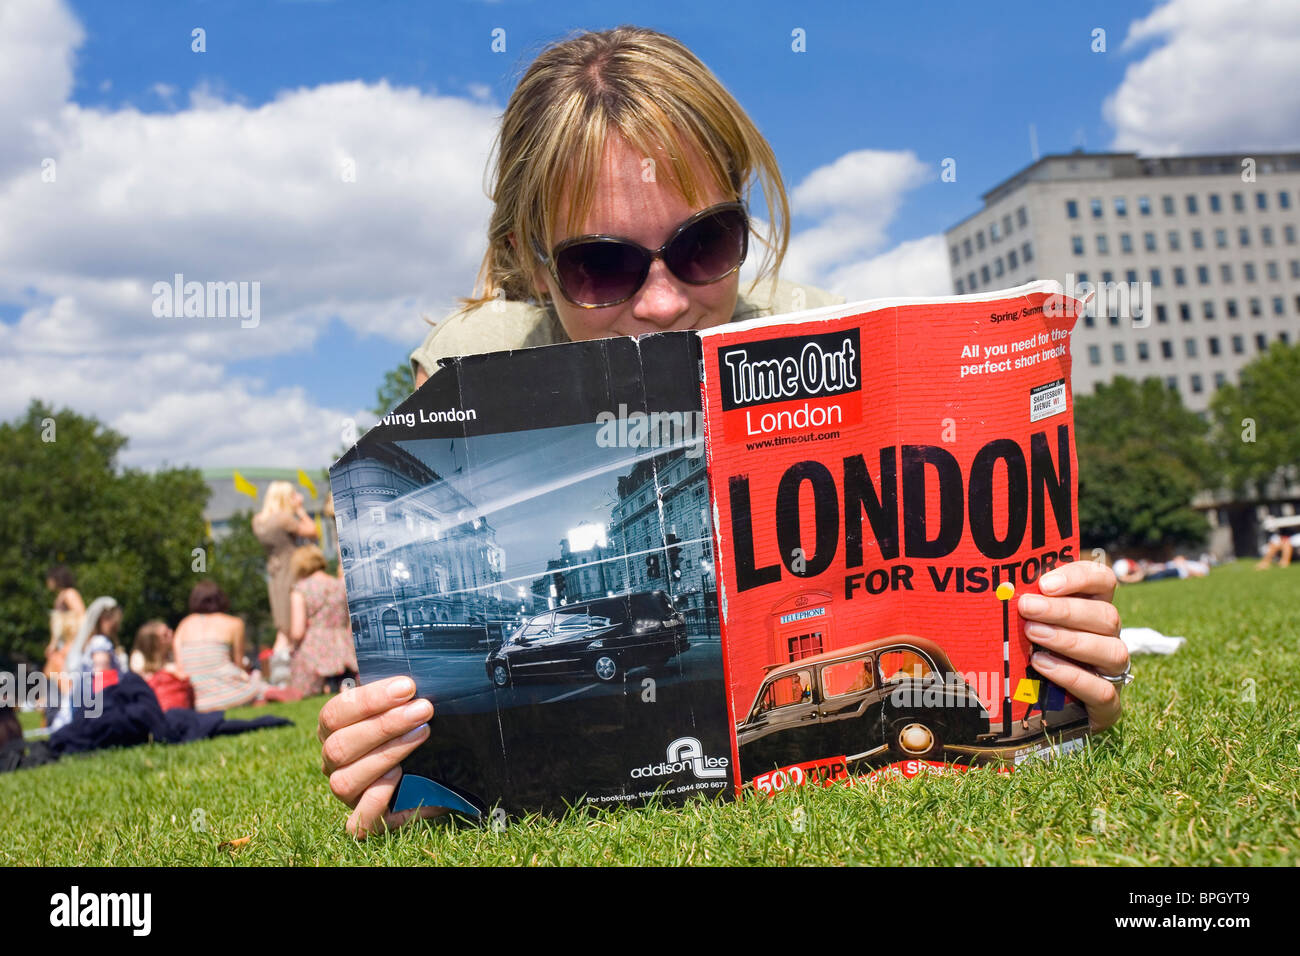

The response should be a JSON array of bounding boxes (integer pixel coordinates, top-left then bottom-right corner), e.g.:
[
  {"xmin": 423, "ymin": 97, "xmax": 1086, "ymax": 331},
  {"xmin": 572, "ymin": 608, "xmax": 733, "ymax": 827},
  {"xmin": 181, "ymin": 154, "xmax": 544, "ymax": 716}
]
[{"xmin": 717, "ymin": 328, "xmax": 863, "ymax": 441}]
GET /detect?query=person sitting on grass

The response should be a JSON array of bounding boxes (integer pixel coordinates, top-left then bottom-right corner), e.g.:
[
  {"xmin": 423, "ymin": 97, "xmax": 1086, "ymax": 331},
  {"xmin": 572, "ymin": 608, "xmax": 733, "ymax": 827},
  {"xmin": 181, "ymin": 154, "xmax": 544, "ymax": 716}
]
[
  {"xmin": 1257, "ymin": 531, "xmax": 1300, "ymax": 569},
  {"xmin": 132, "ymin": 619, "xmax": 194, "ymax": 712},
  {"xmin": 174, "ymin": 581, "xmax": 301, "ymax": 712},
  {"xmin": 315, "ymin": 26, "xmax": 1132, "ymax": 838},
  {"xmin": 288, "ymin": 544, "xmax": 358, "ymax": 697}
]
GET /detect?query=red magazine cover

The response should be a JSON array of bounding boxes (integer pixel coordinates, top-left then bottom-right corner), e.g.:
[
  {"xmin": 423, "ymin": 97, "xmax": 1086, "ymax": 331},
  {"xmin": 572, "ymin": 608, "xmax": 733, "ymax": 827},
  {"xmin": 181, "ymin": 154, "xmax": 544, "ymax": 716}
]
[{"xmin": 698, "ymin": 279, "xmax": 1092, "ymax": 794}]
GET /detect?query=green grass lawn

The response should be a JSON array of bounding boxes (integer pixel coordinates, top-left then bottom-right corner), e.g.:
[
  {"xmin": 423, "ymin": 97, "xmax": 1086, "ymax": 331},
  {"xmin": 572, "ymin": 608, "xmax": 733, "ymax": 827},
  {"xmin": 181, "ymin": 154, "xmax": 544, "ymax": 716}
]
[{"xmin": 4, "ymin": 559, "xmax": 1297, "ymax": 865}]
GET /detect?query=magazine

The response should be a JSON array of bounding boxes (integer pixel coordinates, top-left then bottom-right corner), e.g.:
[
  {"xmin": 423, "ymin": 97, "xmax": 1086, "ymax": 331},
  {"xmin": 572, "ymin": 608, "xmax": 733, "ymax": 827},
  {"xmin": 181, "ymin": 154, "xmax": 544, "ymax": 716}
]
[{"xmin": 329, "ymin": 279, "xmax": 1089, "ymax": 817}]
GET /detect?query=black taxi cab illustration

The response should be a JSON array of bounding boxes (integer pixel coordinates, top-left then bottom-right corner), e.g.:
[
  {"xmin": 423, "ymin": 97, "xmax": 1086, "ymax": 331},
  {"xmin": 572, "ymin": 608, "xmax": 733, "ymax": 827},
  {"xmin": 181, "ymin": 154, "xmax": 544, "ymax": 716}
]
[
  {"xmin": 486, "ymin": 590, "xmax": 688, "ymax": 687},
  {"xmin": 735, "ymin": 635, "xmax": 993, "ymax": 772}
]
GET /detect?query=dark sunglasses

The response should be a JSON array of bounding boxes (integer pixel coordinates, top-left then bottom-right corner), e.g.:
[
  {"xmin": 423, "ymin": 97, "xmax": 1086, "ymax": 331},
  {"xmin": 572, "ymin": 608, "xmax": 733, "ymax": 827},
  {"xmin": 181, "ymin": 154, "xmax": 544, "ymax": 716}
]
[{"xmin": 533, "ymin": 201, "xmax": 749, "ymax": 308}]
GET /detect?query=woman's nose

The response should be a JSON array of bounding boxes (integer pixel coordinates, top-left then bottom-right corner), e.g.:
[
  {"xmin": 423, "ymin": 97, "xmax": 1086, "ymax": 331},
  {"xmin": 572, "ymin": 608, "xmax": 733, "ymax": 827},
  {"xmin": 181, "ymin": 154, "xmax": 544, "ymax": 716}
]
[{"xmin": 631, "ymin": 259, "xmax": 690, "ymax": 327}]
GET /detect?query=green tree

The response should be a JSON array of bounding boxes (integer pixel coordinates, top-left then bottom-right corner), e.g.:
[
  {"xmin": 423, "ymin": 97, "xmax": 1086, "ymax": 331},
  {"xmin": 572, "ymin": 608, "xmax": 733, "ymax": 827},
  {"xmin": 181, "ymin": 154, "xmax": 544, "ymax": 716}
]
[
  {"xmin": 1209, "ymin": 342, "xmax": 1300, "ymax": 497},
  {"xmin": 208, "ymin": 509, "xmax": 276, "ymax": 652},
  {"xmin": 371, "ymin": 360, "xmax": 415, "ymax": 418},
  {"xmin": 1074, "ymin": 377, "xmax": 1214, "ymax": 553},
  {"xmin": 0, "ymin": 400, "xmax": 210, "ymax": 664}
]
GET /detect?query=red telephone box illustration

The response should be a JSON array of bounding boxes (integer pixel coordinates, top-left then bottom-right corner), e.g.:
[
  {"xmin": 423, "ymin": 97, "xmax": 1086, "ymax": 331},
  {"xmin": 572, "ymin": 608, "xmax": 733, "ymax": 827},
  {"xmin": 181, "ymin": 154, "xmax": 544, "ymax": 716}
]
[{"xmin": 769, "ymin": 589, "xmax": 834, "ymax": 666}]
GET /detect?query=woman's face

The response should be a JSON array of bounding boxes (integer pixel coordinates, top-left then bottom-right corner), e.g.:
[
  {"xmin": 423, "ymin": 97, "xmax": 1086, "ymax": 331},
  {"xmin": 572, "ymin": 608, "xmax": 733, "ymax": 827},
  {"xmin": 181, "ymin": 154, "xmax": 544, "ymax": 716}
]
[{"xmin": 530, "ymin": 134, "xmax": 741, "ymax": 340}]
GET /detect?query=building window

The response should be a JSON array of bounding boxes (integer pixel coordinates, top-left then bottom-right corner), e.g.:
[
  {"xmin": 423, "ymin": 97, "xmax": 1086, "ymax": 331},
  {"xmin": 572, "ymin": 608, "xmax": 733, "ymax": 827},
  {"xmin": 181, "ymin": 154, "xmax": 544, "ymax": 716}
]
[
  {"xmin": 1022, "ymin": 241, "xmax": 1034, "ymax": 262},
  {"xmin": 1266, "ymin": 261, "xmax": 1280, "ymax": 280},
  {"xmin": 1077, "ymin": 271, "xmax": 1090, "ymax": 284},
  {"xmin": 1109, "ymin": 311, "xmax": 1120, "ymax": 328},
  {"xmin": 1214, "ymin": 372, "xmax": 1227, "ymax": 389},
  {"xmin": 1101, "ymin": 270, "xmax": 1114, "ymax": 283},
  {"xmin": 1087, "ymin": 344, "xmax": 1101, "ymax": 366},
  {"xmin": 1215, "ymin": 228, "xmax": 1227, "ymax": 249},
  {"xmin": 1138, "ymin": 195, "xmax": 1151, "ymax": 215},
  {"xmin": 955, "ymin": 277, "xmax": 964, "ymax": 294},
  {"xmin": 1125, "ymin": 269, "xmax": 1138, "ymax": 284},
  {"xmin": 1197, "ymin": 265, "xmax": 1210, "ymax": 285},
  {"xmin": 1179, "ymin": 302, "xmax": 1191, "ymax": 321},
  {"xmin": 1262, "ymin": 226, "xmax": 1274, "ymax": 246},
  {"xmin": 1256, "ymin": 333, "xmax": 1268, "ymax": 350},
  {"xmin": 1243, "ymin": 262, "xmax": 1257, "ymax": 282},
  {"xmin": 1150, "ymin": 267, "xmax": 1162, "ymax": 287},
  {"xmin": 1096, "ymin": 234, "xmax": 1109, "ymax": 254},
  {"xmin": 1208, "ymin": 335, "xmax": 1221, "ymax": 355},
  {"xmin": 1091, "ymin": 197, "xmax": 1103, "ymax": 218},
  {"xmin": 1066, "ymin": 199, "xmax": 1079, "ymax": 219},
  {"xmin": 1162, "ymin": 195, "xmax": 1175, "ymax": 215},
  {"xmin": 1273, "ymin": 296, "xmax": 1285, "ymax": 315},
  {"xmin": 1226, "ymin": 298, "xmax": 1238, "ymax": 318},
  {"xmin": 1003, "ymin": 213, "xmax": 1013, "ymax": 236},
  {"xmin": 1112, "ymin": 343, "xmax": 1126, "ymax": 363},
  {"xmin": 968, "ymin": 271, "xmax": 977, "ymax": 291},
  {"xmin": 1143, "ymin": 231, "xmax": 1157, "ymax": 252},
  {"xmin": 1291, "ymin": 259, "xmax": 1300, "ymax": 278},
  {"xmin": 1137, "ymin": 341, "xmax": 1150, "ymax": 361},
  {"xmin": 991, "ymin": 221, "xmax": 1001, "ymax": 242},
  {"xmin": 1203, "ymin": 300, "xmax": 1215, "ymax": 319},
  {"xmin": 1191, "ymin": 229, "xmax": 1204, "ymax": 249},
  {"xmin": 1232, "ymin": 192, "xmax": 1245, "ymax": 212},
  {"xmin": 1220, "ymin": 263, "xmax": 1233, "ymax": 283},
  {"xmin": 1286, "ymin": 226, "xmax": 1297, "ymax": 245},
  {"xmin": 1190, "ymin": 374, "xmax": 1203, "ymax": 394},
  {"xmin": 976, "ymin": 230, "xmax": 985, "ymax": 250},
  {"xmin": 1239, "ymin": 227, "xmax": 1250, "ymax": 247},
  {"xmin": 950, "ymin": 245, "xmax": 960, "ymax": 266},
  {"xmin": 980, "ymin": 264, "xmax": 990, "ymax": 284},
  {"xmin": 1281, "ymin": 191, "xmax": 1292, "ymax": 210},
  {"xmin": 1256, "ymin": 191, "xmax": 1268, "ymax": 211},
  {"xmin": 1008, "ymin": 248, "xmax": 1018, "ymax": 270},
  {"xmin": 1114, "ymin": 197, "xmax": 1127, "ymax": 217},
  {"xmin": 1071, "ymin": 235, "xmax": 1084, "ymax": 255},
  {"xmin": 1120, "ymin": 233, "xmax": 1133, "ymax": 253},
  {"xmin": 1209, "ymin": 193, "xmax": 1221, "ymax": 213},
  {"xmin": 1156, "ymin": 303, "xmax": 1168, "ymax": 323},
  {"xmin": 963, "ymin": 237, "xmax": 972, "ymax": 258},
  {"xmin": 1160, "ymin": 339, "xmax": 1174, "ymax": 359},
  {"xmin": 1282, "ymin": 332, "xmax": 1291, "ymax": 345},
  {"xmin": 1166, "ymin": 375, "xmax": 1178, "ymax": 392},
  {"xmin": 1084, "ymin": 313, "xmax": 1095, "ymax": 328},
  {"xmin": 1016, "ymin": 206, "xmax": 1028, "ymax": 227},
  {"xmin": 1232, "ymin": 334, "xmax": 1244, "ymax": 354},
  {"xmin": 1185, "ymin": 194, "xmax": 1198, "ymax": 214},
  {"xmin": 1168, "ymin": 230, "xmax": 1181, "ymax": 251},
  {"xmin": 1250, "ymin": 297, "xmax": 1262, "ymax": 317},
  {"xmin": 995, "ymin": 256, "xmax": 1004, "ymax": 277},
  {"xmin": 1173, "ymin": 266, "xmax": 1186, "ymax": 286}
]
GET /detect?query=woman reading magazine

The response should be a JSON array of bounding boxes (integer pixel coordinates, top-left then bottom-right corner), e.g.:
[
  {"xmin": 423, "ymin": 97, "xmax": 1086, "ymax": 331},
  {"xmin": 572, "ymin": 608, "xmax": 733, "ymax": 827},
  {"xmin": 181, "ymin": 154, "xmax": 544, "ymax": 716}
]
[{"xmin": 318, "ymin": 26, "xmax": 1131, "ymax": 838}]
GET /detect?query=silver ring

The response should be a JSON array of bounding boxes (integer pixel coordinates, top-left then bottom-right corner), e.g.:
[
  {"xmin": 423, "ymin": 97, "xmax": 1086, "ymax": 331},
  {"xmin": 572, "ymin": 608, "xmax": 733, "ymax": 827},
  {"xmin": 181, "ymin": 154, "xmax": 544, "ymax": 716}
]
[{"xmin": 1097, "ymin": 662, "xmax": 1134, "ymax": 686}]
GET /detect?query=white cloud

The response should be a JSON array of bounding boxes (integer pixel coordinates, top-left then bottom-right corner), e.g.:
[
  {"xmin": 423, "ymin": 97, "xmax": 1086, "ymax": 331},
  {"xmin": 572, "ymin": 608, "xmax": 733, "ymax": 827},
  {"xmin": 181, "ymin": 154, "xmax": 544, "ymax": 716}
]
[
  {"xmin": 0, "ymin": 0, "xmax": 499, "ymax": 470},
  {"xmin": 781, "ymin": 149, "xmax": 947, "ymax": 298},
  {"xmin": 1105, "ymin": 0, "xmax": 1300, "ymax": 154}
]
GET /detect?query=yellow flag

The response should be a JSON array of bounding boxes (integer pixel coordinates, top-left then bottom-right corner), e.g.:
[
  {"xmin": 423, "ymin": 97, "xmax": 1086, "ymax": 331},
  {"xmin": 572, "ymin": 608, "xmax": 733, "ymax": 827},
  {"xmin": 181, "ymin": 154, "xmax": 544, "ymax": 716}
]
[
  {"xmin": 298, "ymin": 469, "xmax": 318, "ymax": 499},
  {"xmin": 1013, "ymin": 678, "xmax": 1041, "ymax": 703},
  {"xmin": 233, "ymin": 471, "xmax": 258, "ymax": 499}
]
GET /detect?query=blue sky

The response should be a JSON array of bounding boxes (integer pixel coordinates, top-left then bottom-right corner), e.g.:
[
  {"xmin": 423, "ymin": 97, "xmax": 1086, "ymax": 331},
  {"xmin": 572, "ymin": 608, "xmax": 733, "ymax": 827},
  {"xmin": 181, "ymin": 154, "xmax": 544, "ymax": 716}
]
[{"xmin": 3, "ymin": 0, "xmax": 1296, "ymax": 469}]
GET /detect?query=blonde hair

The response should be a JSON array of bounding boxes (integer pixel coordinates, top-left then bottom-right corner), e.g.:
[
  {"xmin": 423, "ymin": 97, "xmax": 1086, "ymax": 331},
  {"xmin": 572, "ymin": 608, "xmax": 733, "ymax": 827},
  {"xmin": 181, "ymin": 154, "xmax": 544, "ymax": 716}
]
[
  {"xmin": 291, "ymin": 544, "xmax": 328, "ymax": 580},
  {"xmin": 460, "ymin": 26, "xmax": 790, "ymax": 311},
  {"xmin": 132, "ymin": 620, "xmax": 170, "ymax": 675},
  {"xmin": 259, "ymin": 480, "xmax": 297, "ymax": 518}
]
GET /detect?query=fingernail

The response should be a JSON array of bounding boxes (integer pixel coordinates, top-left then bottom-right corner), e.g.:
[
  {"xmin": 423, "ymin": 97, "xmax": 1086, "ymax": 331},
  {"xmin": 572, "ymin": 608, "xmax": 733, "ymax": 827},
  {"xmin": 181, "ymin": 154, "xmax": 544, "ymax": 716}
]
[
  {"xmin": 389, "ymin": 677, "xmax": 415, "ymax": 700},
  {"xmin": 402, "ymin": 699, "xmax": 433, "ymax": 722},
  {"xmin": 399, "ymin": 723, "xmax": 429, "ymax": 743},
  {"xmin": 1039, "ymin": 571, "xmax": 1065, "ymax": 592},
  {"xmin": 1031, "ymin": 651, "xmax": 1059, "ymax": 672},
  {"xmin": 1025, "ymin": 623, "xmax": 1054, "ymax": 642},
  {"xmin": 1018, "ymin": 594, "xmax": 1046, "ymax": 614}
]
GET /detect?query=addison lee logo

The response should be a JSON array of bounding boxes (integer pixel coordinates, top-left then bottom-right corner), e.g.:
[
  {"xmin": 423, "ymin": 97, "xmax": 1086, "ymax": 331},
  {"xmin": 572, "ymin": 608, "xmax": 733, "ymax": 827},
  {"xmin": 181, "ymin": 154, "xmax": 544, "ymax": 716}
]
[
  {"xmin": 630, "ymin": 736, "xmax": 729, "ymax": 780},
  {"xmin": 717, "ymin": 328, "xmax": 863, "ymax": 441}
]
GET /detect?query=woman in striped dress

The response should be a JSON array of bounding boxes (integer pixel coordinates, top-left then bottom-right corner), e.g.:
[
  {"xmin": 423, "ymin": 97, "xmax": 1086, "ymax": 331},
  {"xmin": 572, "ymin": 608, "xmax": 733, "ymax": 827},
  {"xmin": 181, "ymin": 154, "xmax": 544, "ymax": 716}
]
[{"xmin": 174, "ymin": 581, "xmax": 298, "ymax": 712}]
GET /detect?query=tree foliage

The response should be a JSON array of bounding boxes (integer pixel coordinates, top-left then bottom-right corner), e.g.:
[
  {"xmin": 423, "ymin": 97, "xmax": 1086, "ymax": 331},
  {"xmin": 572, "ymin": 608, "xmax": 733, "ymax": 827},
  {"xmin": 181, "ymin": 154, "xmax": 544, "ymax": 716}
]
[
  {"xmin": 1208, "ymin": 342, "xmax": 1300, "ymax": 498},
  {"xmin": 1074, "ymin": 377, "xmax": 1213, "ymax": 554},
  {"xmin": 371, "ymin": 359, "xmax": 415, "ymax": 419},
  {"xmin": 0, "ymin": 400, "xmax": 210, "ymax": 664},
  {"xmin": 208, "ymin": 509, "xmax": 276, "ymax": 651}
]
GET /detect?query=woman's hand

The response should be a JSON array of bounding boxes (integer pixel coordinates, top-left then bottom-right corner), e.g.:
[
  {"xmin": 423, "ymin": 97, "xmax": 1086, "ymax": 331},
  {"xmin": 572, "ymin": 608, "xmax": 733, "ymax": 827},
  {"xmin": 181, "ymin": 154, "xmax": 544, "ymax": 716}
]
[
  {"xmin": 318, "ymin": 676, "xmax": 443, "ymax": 838},
  {"xmin": 1016, "ymin": 561, "xmax": 1129, "ymax": 732}
]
